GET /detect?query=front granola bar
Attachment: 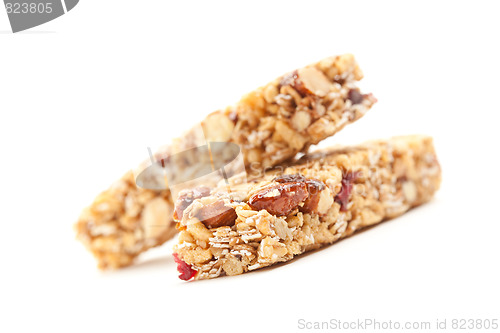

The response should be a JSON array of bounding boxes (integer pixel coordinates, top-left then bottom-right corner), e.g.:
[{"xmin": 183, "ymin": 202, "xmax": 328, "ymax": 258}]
[
  {"xmin": 76, "ymin": 54, "xmax": 376, "ymax": 269},
  {"xmin": 173, "ymin": 135, "xmax": 441, "ymax": 280}
]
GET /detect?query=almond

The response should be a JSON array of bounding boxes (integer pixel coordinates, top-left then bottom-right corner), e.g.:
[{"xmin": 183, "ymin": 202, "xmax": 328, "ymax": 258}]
[
  {"xmin": 402, "ymin": 181, "xmax": 417, "ymax": 203},
  {"xmin": 202, "ymin": 112, "xmax": 235, "ymax": 142},
  {"xmin": 195, "ymin": 200, "xmax": 237, "ymax": 229},
  {"xmin": 281, "ymin": 67, "xmax": 333, "ymax": 97},
  {"xmin": 248, "ymin": 181, "xmax": 308, "ymax": 216},
  {"xmin": 142, "ymin": 197, "xmax": 171, "ymax": 239},
  {"xmin": 173, "ymin": 186, "xmax": 211, "ymax": 221},
  {"xmin": 291, "ymin": 110, "xmax": 312, "ymax": 132}
]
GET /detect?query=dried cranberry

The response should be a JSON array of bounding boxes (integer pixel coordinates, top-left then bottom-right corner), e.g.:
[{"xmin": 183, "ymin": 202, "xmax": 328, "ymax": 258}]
[
  {"xmin": 335, "ymin": 171, "xmax": 361, "ymax": 211},
  {"xmin": 347, "ymin": 89, "xmax": 364, "ymax": 105},
  {"xmin": 173, "ymin": 253, "xmax": 197, "ymax": 281}
]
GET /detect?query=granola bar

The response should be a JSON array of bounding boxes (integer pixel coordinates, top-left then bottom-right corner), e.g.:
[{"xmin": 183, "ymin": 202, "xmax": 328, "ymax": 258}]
[
  {"xmin": 172, "ymin": 135, "xmax": 441, "ymax": 280},
  {"xmin": 76, "ymin": 54, "xmax": 376, "ymax": 269},
  {"xmin": 203, "ymin": 54, "xmax": 376, "ymax": 168}
]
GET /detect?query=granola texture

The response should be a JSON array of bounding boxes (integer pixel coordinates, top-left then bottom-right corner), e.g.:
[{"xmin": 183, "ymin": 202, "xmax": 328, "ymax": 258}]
[
  {"xmin": 76, "ymin": 54, "xmax": 375, "ymax": 269},
  {"xmin": 173, "ymin": 135, "xmax": 441, "ymax": 280},
  {"xmin": 203, "ymin": 53, "xmax": 376, "ymax": 168}
]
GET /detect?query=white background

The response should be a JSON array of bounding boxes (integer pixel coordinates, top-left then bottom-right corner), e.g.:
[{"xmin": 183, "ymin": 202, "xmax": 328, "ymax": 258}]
[{"xmin": 1, "ymin": 1, "xmax": 499, "ymax": 332}]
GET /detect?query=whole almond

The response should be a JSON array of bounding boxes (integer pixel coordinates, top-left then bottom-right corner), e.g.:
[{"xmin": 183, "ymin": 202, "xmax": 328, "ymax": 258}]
[{"xmin": 248, "ymin": 182, "xmax": 308, "ymax": 216}]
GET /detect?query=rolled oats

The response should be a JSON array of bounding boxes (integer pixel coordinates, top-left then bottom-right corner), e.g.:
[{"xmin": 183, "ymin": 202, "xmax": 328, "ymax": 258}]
[
  {"xmin": 173, "ymin": 136, "xmax": 441, "ymax": 280},
  {"xmin": 76, "ymin": 54, "xmax": 375, "ymax": 269}
]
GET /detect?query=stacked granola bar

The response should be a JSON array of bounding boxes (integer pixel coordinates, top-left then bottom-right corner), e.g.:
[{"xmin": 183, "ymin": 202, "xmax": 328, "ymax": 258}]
[
  {"xmin": 172, "ymin": 136, "xmax": 441, "ymax": 280},
  {"xmin": 75, "ymin": 54, "xmax": 376, "ymax": 269}
]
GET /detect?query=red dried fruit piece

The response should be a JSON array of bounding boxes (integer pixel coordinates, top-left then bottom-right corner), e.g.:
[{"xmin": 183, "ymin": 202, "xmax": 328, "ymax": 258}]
[
  {"xmin": 335, "ymin": 171, "xmax": 361, "ymax": 212},
  {"xmin": 347, "ymin": 89, "xmax": 364, "ymax": 104},
  {"xmin": 173, "ymin": 253, "xmax": 197, "ymax": 281},
  {"xmin": 195, "ymin": 200, "xmax": 237, "ymax": 229},
  {"xmin": 173, "ymin": 186, "xmax": 211, "ymax": 221},
  {"xmin": 248, "ymin": 181, "xmax": 308, "ymax": 216}
]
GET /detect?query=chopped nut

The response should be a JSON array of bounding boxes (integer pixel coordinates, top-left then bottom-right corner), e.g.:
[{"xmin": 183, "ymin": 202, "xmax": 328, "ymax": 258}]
[
  {"xmin": 275, "ymin": 120, "xmax": 307, "ymax": 150},
  {"xmin": 263, "ymin": 84, "xmax": 279, "ymax": 104},
  {"xmin": 222, "ymin": 256, "xmax": 244, "ymax": 276},
  {"xmin": 274, "ymin": 218, "xmax": 292, "ymax": 240},
  {"xmin": 286, "ymin": 213, "xmax": 304, "ymax": 228},
  {"xmin": 281, "ymin": 68, "xmax": 333, "ymax": 97},
  {"xmin": 202, "ymin": 112, "xmax": 235, "ymax": 141},
  {"xmin": 248, "ymin": 181, "xmax": 308, "ymax": 216},
  {"xmin": 173, "ymin": 186, "xmax": 211, "ymax": 221},
  {"xmin": 335, "ymin": 54, "xmax": 363, "ymax": 80},
  {"xmin": 186, "ymin": 218, "xmax": 213, "ymax": 242},
  {"xmin": 177, "ymin": 230, "xmax": 195, "ymax": 244},
  {"xmin": 317, "ymin": 57, "xmax": 339, "ymax": 80},
  {"xmin": 291, "ymin": 111, "xmax": 312, "ymax": 132},
  {"xmin": 307, "ymin": 118, "xmax": 336, "ymax": 143},
  {"xmin": 250, "ymin": 174, "xmax": 333, "ymax": 216},
  {"xmin": 296, "ymin": 67, "xmax": 333, "ymax": 97},
  {"xmin": 182, "ymin": 247, "xmax": 213, "ymax": 264},
  {"xmin": 256, "ymin": 215, "xmax": 272, "ymax": 235},
  {"xmin": 258, "ymin": 236, "xmax": 288, "ymax": 259},
  {"xmin": 302, "ymin": 186, "xmax": 333, "ymax": 215},
  {"xmin": 141, "ymin": 197, "xmax": 171, "ymax": 239},
  {"xmin": 402, "ymin": 181, "xmax": 417, "ymax": 203},
  {"xmin": 275, "ymin": 175, "xmax": 332, "ymax": 215},
  {"xmin": 195, "ymin": 200, "xmax": 237, "ymax": 229},
  {"xmin": 314, "ymin": 187, "xmax": 334, "ymax": 215}
]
